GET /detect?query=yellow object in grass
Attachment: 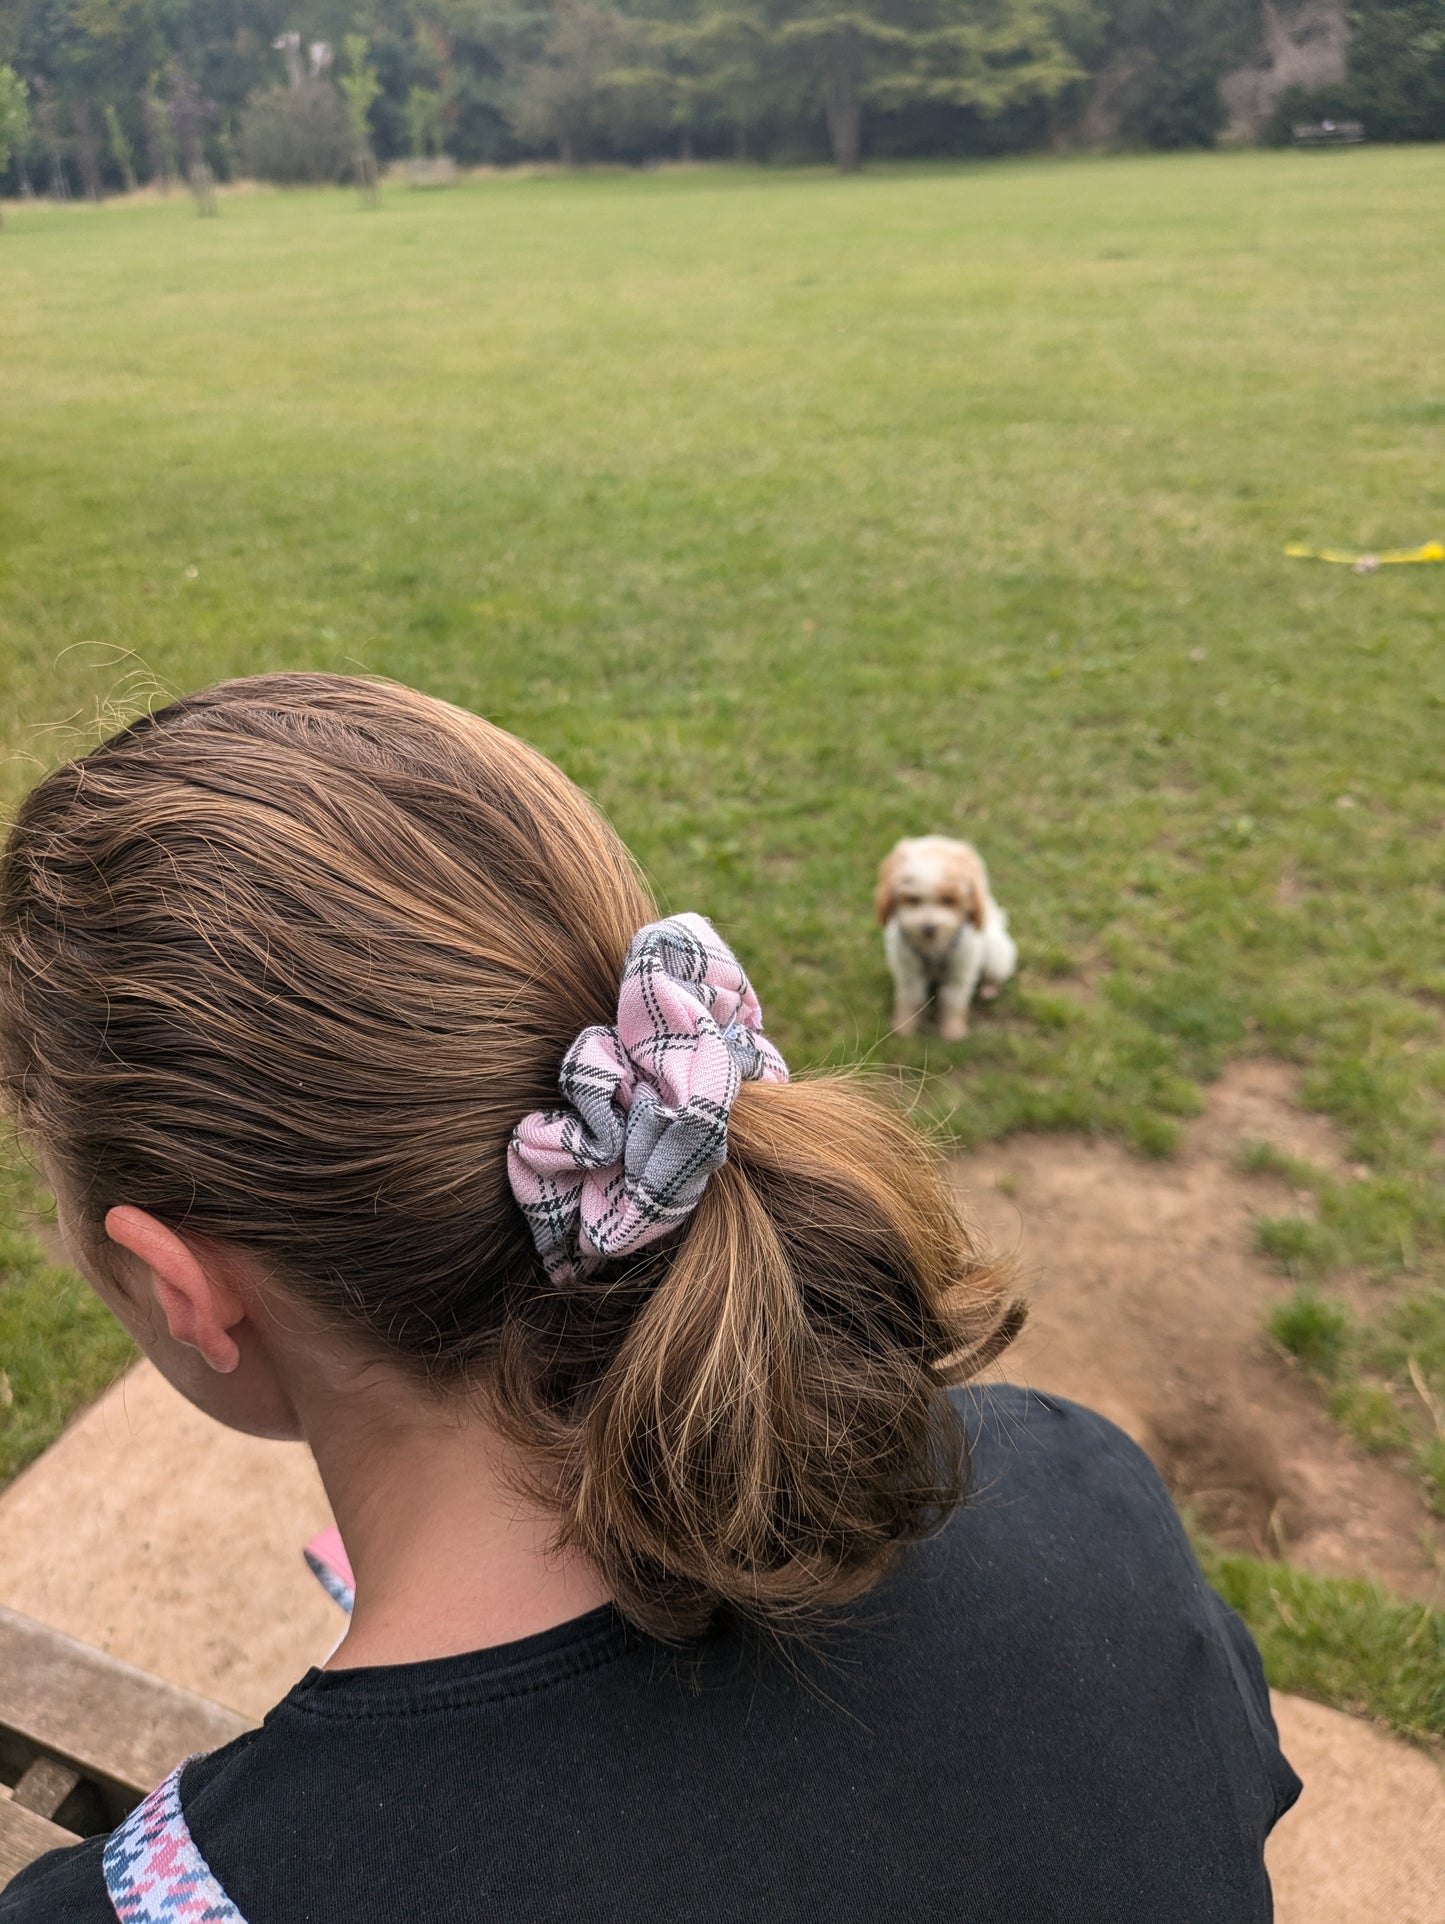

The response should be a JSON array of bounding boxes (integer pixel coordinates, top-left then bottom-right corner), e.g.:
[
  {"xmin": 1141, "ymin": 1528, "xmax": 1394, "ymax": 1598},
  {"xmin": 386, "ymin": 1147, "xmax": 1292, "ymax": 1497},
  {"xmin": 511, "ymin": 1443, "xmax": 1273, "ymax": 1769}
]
[{"xmin": 1285, "ymin": 539, "xmax": 1445, "ymax": 569}]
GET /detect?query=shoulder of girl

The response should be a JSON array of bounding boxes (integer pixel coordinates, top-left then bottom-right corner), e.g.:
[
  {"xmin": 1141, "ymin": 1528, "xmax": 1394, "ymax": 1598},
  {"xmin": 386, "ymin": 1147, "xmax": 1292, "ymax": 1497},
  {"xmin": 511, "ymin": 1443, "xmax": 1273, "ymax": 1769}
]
[
  {"xmin": 957, "ymin": 1379, "xmax": 1156, "ymax": 1465},
  {"xmin": 954, "ymin": 1381, "xmax": 1186, "ymax": 1537}
]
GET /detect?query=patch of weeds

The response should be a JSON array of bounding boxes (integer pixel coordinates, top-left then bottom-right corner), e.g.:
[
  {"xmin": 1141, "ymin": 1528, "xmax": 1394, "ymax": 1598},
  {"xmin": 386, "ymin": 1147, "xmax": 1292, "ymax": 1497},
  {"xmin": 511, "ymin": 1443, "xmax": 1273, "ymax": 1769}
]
[
  {"xmin": 1255, "ymin": 1215, "xmax": 1339, "ymax": 1274},
  {"xmin": 1269, "ymin": 1286, "xmax": 1350, "ymax": 1379},
  {"xmin": 1418, "ymin": 1437, "xmax": 1445, "ymax": 1518},
  {"xmin": 1373, "ymin": 1292, "xmax": 1445, "ymax": 1385},
  {"xmin": 1126, "ymin": 1111, "xmax": 1180, "ymax": 1159},
  {"xmin": 1357, "ymin": 1291, "xmax": 1445, "ymax": 1508},
  {"xmin": 1198, "ymin": 1539, "xmax": 1445, "ymax": 1746},
  {"xmin": 1028, "ymin": 942, "xmax": 1082, "ymax": 979},
  {"xmin": 1107, "ymin": 969, "xmax": 1248, "ymax": 1077},
  {"xmin": 1328, "ymin": 1379, "xmax": 1412, "ymax": 1455},
  {"xmin": 1153, "ymin": 1075, "xmax": 1203, "ymax": 1120},
  {"xmin": 1266, "ymin": 1282, "xmax": 1445, "ymax": 1507},
  {"xmin": 1014, "ymin": 989, "xmax": 1083, "ymax": 1033},
  {"xmin": 1316, "ymin": 1176, "xmax": 1425, "ymax": 1277},
  {"xmin": 1234, "ymin": 1138, "xmax": 1315, "ymax": 1186}
]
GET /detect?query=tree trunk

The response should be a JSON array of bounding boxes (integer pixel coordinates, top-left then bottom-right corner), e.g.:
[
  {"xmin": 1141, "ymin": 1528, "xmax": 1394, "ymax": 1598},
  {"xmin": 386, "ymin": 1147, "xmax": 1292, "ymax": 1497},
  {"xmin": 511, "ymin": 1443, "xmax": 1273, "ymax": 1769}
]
[
  {"xmin": 355, "ymin": 146, "xmax": 380, "ymax": 207},
  {"xmin": 187, "ymin": 159, "xmax": 217, "ymax": 216},
  {"xmin": 733, "ymin": 122, "xmax": 746, "ymax": 162},
  {"xmin": 679, "ymin": 125, "xmax": 693, "ymax": 162},
  {"xmin": 559, "ymin": 134, "xmax": 575, "ymax": 167},
  {"xmin": 142, "ymin": 92, "xmax": 173, "ymax": 191},
  {"xmin": 72, "ymin": 100, "xmax": 105, "ymax": 200},
  {"xmin": 824, "ymin": 63, "xmax": 862, "ymax": 173}
]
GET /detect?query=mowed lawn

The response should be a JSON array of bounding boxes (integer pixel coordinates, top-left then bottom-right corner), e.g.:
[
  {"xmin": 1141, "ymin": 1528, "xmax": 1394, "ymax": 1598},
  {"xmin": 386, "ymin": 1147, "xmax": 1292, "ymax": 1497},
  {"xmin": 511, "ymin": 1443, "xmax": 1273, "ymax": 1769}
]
[{"xmin": 1, "ymin": 154, "xmax": 1444, "ymax": 1723}]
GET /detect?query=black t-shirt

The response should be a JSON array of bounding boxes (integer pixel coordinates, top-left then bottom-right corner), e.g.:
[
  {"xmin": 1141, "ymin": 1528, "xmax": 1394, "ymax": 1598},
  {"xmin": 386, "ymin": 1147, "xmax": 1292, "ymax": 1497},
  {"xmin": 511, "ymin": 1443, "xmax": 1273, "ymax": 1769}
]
[{"xmin": 0, "ymin": 1387, "xmax": 1300, "ymax": 1923}]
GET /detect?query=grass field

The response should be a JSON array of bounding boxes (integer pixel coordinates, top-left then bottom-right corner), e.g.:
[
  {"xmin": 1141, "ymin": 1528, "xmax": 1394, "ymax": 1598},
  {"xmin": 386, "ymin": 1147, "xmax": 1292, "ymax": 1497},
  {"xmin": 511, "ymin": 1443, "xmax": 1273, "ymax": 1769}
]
[{"xmin": 2, "ymin": 150, "xmax": 1443, "ymax": 1728}]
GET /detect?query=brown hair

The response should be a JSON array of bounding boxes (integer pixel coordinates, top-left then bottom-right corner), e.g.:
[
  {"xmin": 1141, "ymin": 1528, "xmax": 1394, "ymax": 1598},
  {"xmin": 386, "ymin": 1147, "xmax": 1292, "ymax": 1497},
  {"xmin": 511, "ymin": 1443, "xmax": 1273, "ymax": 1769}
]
[{"xmin": 0, "ymin": 674, "xmax": 1020, "ymax": 1640}]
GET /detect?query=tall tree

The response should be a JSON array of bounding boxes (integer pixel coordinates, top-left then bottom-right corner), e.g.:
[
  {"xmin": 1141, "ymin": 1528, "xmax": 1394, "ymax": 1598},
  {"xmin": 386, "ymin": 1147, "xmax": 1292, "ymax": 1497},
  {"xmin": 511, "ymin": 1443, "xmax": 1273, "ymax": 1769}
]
[
  {"xmin": 0, "ymin": 63, "xmax": 30, "ymax": 218},
  {"xmin": 1345, "ymin": 0, "xmax": 1445, "ymax": 140},
  {"xmin": 619, "ymin": 11, "xmax": 777, "ymax": 158},
  {"xmin": 770, "ymin": 0, "xmax": 1087, "ymax": 171},
  {"xmin": 164, "ymin": 52, "xmax": 217, "ymax": 208},
  {"xmin": 511, "ymin": 2, "xmax": 647, "ymax": 160},
  {"xmin": 103, "ymin": 96, "xmax": 137, "ymax": 185},
  {"xmin": 404, "ymin": 79, "xmax": 446, "ymax": 153},
  {"xmin": 339, "ymin": 30, "xmax": 381, "ymax": 197}
]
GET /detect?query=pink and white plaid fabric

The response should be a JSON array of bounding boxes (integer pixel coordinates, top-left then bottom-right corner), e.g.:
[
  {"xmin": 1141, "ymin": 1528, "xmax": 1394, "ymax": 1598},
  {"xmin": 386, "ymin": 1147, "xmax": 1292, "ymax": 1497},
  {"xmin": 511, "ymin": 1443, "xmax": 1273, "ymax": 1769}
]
[{"xmin": 508, "ymin": 913, "xmax": 788, "ymax": 1285}]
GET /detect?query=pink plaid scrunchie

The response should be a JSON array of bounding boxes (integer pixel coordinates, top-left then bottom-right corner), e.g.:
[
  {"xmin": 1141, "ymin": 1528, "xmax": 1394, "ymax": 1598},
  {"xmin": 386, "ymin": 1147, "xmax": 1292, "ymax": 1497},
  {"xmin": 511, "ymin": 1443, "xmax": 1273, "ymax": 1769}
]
[{"xmin": 507, "ymin": 913, "xmax": 788, "ymax": 1284}]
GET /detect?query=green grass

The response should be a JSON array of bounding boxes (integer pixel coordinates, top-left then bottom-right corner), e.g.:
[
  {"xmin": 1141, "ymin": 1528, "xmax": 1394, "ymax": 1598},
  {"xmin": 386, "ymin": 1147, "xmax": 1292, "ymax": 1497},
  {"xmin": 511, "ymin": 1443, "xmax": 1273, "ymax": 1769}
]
[
  {"xmin": 1269, "ymin": 1286, "xmax": 1350, "ymax": 1380},
  {"xmin": 1269, "ymin": 1283, "xmax": 1445, "ymax": 1508},
  {"xmin": 1200, "ymin": 1541, "xmax": 1445, "ymax": 1748},
  {"xmin": 0, "ymin": 1142, "xmax": 136, "ymax": 1484},
  {"xmin": 2, "ymin": 152, "xmax": 1445, "ymax": 1713}
]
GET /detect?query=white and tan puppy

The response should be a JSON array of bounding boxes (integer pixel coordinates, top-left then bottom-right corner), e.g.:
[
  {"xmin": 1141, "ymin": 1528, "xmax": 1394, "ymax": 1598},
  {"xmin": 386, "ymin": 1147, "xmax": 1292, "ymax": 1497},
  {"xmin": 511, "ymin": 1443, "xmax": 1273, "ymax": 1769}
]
[{"xmin": 875, "ymin": 837, "xmax": 1016, "ymax": 1041}]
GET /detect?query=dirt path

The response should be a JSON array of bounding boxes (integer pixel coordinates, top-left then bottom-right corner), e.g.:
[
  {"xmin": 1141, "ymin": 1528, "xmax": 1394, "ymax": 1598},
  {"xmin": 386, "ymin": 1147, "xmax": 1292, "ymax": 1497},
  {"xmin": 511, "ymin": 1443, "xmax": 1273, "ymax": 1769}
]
[{"xmin": 954, "ymin": 1060, "xmax": 1443, "ymax": 1601}]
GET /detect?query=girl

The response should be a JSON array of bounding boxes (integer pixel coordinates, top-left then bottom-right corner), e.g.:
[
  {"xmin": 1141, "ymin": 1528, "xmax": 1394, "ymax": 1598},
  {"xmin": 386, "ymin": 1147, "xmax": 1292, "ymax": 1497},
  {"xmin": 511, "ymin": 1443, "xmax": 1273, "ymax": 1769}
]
[{"xmin": 0, "ymin": 675, "xmax": 1297, "ymax": 1923}]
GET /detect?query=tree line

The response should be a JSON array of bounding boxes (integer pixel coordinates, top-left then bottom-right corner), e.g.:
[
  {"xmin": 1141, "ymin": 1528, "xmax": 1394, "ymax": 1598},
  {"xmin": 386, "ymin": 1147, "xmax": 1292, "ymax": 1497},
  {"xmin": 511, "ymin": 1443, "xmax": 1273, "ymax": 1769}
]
[{"xmin": 0, "ymin": 0, "xmax": 1442, "ymax": 198}]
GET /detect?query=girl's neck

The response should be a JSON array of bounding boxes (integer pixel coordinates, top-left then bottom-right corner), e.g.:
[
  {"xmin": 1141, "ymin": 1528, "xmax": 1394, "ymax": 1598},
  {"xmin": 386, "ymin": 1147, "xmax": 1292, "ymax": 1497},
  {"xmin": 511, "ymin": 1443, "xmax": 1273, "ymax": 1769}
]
[{"xmin": 299, "ymin": 1372, "xmax": 611, "ymax": 1670}]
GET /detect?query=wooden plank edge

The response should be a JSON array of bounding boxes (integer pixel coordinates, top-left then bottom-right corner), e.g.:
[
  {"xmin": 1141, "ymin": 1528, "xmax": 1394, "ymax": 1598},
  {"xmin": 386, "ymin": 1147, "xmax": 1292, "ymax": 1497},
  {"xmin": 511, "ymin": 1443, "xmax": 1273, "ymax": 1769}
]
[
  {"xmin": 0, "ymin": 1604, "xmax": 254, "ymax": 1801},
  {"xmin": 0, "ymin": 1795, "xmax": 77, "ymax": 1884}
]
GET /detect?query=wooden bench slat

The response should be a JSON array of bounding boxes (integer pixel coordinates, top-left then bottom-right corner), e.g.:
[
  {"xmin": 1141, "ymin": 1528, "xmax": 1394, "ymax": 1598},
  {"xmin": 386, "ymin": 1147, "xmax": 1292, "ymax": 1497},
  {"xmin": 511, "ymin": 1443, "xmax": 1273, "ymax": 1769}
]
[
  {"xmin": 0, "ymin": 1606, "xmax": 253, "ymax": 1805},
  {"xmin": 0, "ymin": 1797, "xmax": 76, "ymax": 1886},
  {"xmin": 11, "ymin": 1755, "xmax": 82, "ymax": 1820}
]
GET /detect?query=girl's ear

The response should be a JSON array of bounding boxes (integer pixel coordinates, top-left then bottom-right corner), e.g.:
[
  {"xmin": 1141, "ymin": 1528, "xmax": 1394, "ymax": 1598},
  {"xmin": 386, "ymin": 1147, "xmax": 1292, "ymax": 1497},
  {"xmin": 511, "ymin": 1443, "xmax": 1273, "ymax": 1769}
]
[
  {"xmin": 104, "ymin": 1205, "xmax": 246, "ymax": 1374},
  {"xmin": 874, "ymin": 847, "xmax": 904, "ymax": 925}
]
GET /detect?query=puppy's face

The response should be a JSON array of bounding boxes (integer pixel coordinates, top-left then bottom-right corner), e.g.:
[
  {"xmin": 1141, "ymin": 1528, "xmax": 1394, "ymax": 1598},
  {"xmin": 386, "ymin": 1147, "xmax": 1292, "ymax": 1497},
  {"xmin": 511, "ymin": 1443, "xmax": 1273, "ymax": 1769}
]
[{"xmin": 875, "ymin": 838, "xmax": 984, "ymax": 968}]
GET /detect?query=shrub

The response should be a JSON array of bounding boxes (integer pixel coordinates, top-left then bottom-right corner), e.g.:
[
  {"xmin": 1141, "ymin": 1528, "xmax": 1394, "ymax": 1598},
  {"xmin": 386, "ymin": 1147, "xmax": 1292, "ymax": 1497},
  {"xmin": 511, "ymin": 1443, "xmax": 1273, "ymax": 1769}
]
[{"xmin": 239, "ymin": 81, "xmax": 354, "ymax": 185}]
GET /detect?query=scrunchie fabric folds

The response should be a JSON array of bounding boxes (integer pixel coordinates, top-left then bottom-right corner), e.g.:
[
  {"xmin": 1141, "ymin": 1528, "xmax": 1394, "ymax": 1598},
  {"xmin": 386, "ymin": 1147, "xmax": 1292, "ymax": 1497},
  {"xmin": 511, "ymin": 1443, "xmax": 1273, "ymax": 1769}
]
[{"xmin": 508, "ymin": 913, "xmax": 788, "ymax": 1284}]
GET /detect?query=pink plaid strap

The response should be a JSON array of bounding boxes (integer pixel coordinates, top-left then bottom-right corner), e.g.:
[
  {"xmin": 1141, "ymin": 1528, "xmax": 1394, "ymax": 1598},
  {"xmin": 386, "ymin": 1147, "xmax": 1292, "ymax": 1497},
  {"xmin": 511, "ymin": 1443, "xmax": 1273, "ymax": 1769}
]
[
  {"xmin": 508, "ymin": 913, "xmax": 788, "ymax": 1285},
  {"xmin": 103, "ymin": 1763, "xmax": 247, "ymax": 1922}
]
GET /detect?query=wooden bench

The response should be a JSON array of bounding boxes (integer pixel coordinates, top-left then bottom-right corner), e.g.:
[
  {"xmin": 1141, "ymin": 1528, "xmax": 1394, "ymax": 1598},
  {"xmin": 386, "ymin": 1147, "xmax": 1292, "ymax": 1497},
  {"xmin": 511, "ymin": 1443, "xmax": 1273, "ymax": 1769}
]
[
  {"xmin": 0, "ymin": 1606, "xmax": 253, "ymax": 1882},
  {"xmin": 1292, "ymin": 120, "xmax": 1364, "ymax": 145}
]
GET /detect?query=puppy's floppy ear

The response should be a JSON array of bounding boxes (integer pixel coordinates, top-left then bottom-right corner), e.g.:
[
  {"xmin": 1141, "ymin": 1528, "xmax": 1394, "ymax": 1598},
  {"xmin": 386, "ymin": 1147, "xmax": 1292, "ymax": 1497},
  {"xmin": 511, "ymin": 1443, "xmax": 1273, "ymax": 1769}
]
[
  {"xmin": 946, "ymin": 845, "xmax": 986, "ymax": 928},
  {"xmin": 874, "ymin": 845, "xmax": 905, "ymax": 925}
]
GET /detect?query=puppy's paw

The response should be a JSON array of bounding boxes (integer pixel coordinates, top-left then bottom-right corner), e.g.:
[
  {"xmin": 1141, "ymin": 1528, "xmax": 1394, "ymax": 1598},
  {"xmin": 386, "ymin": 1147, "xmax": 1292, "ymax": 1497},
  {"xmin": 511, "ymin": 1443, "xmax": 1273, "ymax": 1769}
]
[
  {"xmin": 977, "ymin": 982, "xmax": 1001, "ymax": 1002},
  {"xmin": 938, "ymin": 1015, "xmax": 970, "ymax": 1043},
  {"xmin": 894, "ymin": 1012, "xmax": 921, "ymax": 1038}
]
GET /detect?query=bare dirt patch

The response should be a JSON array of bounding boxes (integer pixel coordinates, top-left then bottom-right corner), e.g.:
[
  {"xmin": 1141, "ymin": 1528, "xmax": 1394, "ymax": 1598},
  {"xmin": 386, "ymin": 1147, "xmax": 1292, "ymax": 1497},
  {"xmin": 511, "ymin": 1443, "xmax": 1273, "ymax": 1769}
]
[{"xmin": 954, "ymin": 1061, "xmax": 1443, "ymax": 1603}]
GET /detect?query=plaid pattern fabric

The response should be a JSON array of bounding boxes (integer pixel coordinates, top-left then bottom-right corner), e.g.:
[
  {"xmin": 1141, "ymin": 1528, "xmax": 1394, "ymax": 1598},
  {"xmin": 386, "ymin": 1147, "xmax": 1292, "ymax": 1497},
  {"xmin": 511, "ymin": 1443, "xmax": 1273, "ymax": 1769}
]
[
  {"xmin": 103, "ymin": 1763, "xmax": 245, "ymax": 1922},
  {"xmin": 304, "ymin": 1544, "xmax": 356, "ymax": 1615},
  {"xmin": 304, "ymin": 1525, "xmax": 356, "ymax": 1616},
  {"xmin": 509, "ymin": 913, "xmax": 788, "ymax": 1285}
]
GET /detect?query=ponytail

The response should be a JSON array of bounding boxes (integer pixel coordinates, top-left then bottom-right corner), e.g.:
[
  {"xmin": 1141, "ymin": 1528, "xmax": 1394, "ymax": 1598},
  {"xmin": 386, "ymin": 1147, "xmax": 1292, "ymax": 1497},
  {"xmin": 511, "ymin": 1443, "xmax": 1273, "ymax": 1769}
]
[{"xmin": 499, "ymin": 1076, "xmax": 1022, "ymax": 1640}]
